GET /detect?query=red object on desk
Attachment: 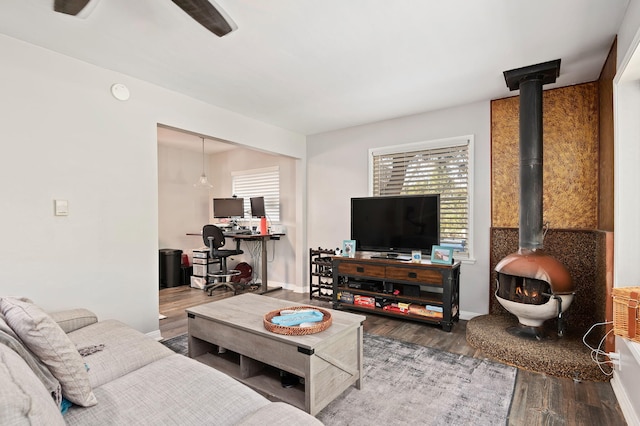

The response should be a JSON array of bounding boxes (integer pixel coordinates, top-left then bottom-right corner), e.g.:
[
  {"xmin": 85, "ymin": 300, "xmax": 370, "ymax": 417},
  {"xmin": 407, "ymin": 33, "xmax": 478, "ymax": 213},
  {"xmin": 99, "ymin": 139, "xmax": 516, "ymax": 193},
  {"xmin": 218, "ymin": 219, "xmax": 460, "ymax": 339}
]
[{"xmin": 260, "ymin": 217, "xmax": 268, "ymax": 235}]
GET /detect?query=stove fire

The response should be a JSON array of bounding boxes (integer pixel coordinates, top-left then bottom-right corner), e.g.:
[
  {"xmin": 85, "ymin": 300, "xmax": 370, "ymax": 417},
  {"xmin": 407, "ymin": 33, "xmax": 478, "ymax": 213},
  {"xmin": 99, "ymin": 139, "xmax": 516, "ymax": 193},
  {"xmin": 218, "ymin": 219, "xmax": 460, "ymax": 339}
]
[
  {"xmin": 505, "ymin": 277, "xmax": 548, "ymax": 305},
  {"xmin": 495, "ymin": 60, "xmax": 575, "ymax": 339}
]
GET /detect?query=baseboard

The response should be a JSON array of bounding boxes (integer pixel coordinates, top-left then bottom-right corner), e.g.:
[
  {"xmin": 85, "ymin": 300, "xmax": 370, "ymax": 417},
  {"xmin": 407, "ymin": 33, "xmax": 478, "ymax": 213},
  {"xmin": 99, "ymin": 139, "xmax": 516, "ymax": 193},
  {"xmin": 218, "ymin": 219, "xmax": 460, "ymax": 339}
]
[
  {"xmin": 267, "ymin": 281, "xmax": 302, "ymax": 292},
  {"xmin": 146, "ymin": 329, "xmax": 163, "ymax": 341},
  {"xmin": 611, "ymin": 374, "xmax": 640, "ymax": 426},
  {"xmin": 611, "ymin": 337, "xmax": 640, "ymax": 425},
  {"xmin": 460, "ymin": 310, "xmax": 484, "ymax": 321}
]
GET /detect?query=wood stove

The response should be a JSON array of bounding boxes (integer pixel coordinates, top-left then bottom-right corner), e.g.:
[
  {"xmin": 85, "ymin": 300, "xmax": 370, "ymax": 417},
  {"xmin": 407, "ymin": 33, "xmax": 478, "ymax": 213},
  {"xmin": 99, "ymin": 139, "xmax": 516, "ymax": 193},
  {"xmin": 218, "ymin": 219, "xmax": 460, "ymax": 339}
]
[{"xmin": 495, "ymin": 60, "xmax": 575, "ymax": 339}]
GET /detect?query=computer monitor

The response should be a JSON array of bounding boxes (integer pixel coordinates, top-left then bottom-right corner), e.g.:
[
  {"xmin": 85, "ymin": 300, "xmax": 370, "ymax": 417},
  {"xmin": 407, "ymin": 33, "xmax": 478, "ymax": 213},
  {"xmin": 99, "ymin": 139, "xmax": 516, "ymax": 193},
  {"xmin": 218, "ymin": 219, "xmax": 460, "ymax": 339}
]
[
  {"xmin": 250, "ymin": 196, "xmax": 266, "ymax": 218},
  {"xmin": 213, "ymin": 198, "xmax": 244, "ymax": 218}
]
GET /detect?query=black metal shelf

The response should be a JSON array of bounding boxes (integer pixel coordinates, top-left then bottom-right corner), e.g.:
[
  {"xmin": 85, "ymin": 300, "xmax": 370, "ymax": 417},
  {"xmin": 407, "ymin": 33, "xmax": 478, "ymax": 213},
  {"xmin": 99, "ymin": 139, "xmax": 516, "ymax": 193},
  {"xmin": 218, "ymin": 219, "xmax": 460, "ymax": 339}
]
[
  {"xmin": 309, "ymin": 247, "xmax": 337, "ymax": 301},
  {"xmin": 332, "ymin": 303, "xmax": 444, "ymax": 326},
  {"xmin": 335, "ymin": 285, "xmax": 443, "ymax": 306}
]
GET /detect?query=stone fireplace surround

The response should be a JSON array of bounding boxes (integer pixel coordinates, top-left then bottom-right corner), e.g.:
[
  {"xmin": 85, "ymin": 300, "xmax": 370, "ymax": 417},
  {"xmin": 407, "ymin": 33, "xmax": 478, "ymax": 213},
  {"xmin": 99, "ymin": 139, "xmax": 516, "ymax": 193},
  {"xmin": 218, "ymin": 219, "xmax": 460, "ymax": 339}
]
[
  {"xmin": 466, "ymin": 227, "xmax": 610, "ymax": 381},
  {"xmin": 471, "ymin": 67, "xmax": 614, "ymax": 381},
  {"xmin": 490, "ymin": 228, "xmax": 607, "ymax": 330}
]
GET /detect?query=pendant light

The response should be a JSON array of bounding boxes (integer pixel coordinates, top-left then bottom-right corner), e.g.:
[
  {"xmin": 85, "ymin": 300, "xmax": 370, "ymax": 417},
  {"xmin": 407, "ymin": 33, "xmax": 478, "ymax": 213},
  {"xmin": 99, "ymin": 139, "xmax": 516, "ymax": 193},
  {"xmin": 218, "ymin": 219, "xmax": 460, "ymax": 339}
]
[{"xmin": 194, "ymin": 137, "xmax": 213, "ymax": 189}]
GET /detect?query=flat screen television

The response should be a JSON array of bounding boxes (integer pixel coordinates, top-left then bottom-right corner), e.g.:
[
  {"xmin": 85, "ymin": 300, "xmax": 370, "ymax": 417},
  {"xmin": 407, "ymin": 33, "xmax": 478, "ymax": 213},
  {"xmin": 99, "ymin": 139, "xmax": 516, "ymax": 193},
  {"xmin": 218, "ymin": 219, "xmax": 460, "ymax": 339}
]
[
  {"xmin": 250, "ymin": 196, "xmax": 266, "ymax": 218},
  {"xmin": 213, "ymin": 197, "xmax": 244, "ymax": 218},
  {"xmin": 351, "ymin": 194, "xmax": 440, "ymax": 256}
]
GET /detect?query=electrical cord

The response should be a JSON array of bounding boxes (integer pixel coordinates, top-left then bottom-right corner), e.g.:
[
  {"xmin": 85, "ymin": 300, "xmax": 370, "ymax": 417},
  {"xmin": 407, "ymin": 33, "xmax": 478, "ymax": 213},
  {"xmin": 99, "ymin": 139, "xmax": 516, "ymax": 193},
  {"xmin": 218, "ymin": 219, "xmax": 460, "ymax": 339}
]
[
  {"xmin": 239, "ymin": 211, "xmax": 279, "ymax": 282},
  {"xmin": 582, "ymin": 320, "xmax": 615, "ymax": 376},
  {"xmin": 264, "ymin": 213, "xmax": 278, "ymax": 264},
  {"xmin": 244, "ymin": 240, "xmax": 262, "ymax": 283}
]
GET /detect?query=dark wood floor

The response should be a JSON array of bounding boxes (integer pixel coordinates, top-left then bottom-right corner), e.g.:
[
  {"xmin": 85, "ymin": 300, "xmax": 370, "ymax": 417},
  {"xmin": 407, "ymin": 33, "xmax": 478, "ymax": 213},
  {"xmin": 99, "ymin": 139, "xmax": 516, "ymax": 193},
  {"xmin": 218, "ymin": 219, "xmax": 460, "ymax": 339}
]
[{"xmin": 159, "ymin": 286, "xmax": 627, "ymax": 426}]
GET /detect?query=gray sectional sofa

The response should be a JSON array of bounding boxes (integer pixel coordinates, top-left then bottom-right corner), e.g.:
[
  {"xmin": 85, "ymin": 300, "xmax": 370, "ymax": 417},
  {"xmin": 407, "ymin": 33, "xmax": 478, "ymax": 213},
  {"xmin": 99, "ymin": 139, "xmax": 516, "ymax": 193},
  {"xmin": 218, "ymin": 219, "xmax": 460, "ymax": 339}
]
[{"xmin": 0, "ymin": 297, "xmax": 322, "ymax": 425}]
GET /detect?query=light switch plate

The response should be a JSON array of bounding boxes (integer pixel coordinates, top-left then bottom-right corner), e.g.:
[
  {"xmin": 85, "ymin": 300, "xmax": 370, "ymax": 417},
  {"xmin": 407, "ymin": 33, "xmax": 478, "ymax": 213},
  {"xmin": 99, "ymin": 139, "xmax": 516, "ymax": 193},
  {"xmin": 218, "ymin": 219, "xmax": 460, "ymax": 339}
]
[{"xmin": 54, "ymin": 199, "xmax": 69, "ymax": 216}]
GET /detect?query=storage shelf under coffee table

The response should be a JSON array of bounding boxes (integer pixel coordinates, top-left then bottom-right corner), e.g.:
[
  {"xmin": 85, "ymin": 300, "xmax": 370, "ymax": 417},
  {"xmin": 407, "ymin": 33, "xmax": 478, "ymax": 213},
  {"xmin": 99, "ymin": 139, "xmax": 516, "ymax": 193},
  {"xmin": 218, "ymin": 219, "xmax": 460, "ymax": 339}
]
[{"xmin": 186, "ymin": 293, "xmax": 365, "ymax": 416}]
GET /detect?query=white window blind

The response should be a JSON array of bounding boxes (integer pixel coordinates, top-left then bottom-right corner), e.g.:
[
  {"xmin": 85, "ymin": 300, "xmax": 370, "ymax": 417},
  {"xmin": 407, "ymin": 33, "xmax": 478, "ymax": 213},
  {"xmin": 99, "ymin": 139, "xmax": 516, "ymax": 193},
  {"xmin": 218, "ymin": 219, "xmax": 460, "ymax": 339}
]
[
  {"xmin": 232, "ymin": 167, "xmax": 280, "ymax": 222},
  {"xmin": 371, "ymin": 137, "xmax": 471, "ymax": 258}
]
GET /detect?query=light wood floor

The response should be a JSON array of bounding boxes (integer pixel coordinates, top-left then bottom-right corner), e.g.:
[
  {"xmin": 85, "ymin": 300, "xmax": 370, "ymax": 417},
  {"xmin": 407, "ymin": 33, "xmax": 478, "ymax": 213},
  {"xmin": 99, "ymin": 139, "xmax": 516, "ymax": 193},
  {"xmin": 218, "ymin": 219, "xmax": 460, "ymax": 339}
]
[{"xmin": 159, "ymin": 286, "xmax": 627, "ymax": 426}]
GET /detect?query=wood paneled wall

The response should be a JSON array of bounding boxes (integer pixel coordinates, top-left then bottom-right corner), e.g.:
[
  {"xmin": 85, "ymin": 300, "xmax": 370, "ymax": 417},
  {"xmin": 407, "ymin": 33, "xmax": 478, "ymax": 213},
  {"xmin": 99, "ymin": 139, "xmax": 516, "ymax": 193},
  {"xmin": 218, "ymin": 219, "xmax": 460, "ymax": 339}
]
[
  {"xmin": 598, "ymin": 38, "xmax": 616, "ymax": 232},
  {"xmin": 598, "ymin": 39, "xmax": 617, "ymax": 352},
  {"xmin": 491, "ymin": 83, "xmax": 599, "ymax": 229}
]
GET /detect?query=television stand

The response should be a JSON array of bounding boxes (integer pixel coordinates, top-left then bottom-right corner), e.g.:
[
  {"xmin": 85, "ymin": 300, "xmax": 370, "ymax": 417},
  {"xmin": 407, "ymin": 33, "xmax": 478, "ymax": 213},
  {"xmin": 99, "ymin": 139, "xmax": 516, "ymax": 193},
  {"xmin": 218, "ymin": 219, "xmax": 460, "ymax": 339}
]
[{"xmin": 332, "ymin": 251, "xmax": 460, "ymax": 331}]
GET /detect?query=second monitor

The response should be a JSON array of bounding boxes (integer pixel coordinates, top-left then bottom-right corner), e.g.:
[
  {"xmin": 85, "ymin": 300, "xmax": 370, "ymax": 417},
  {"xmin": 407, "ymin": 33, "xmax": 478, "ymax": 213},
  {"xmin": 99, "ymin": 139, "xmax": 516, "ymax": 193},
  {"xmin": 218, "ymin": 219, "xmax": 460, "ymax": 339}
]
[{"xmin": 250, "ymin": 196, "xmax": 266, "ymax": 218}]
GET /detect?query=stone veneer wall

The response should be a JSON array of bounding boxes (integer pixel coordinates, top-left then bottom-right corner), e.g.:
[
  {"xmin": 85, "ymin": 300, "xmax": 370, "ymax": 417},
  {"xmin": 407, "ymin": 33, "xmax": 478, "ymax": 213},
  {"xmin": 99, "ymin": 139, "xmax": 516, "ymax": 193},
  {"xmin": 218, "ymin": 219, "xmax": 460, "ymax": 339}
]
[{"xmin": 490, "ymin": 228, "xmax": 607, "ymax": 336}]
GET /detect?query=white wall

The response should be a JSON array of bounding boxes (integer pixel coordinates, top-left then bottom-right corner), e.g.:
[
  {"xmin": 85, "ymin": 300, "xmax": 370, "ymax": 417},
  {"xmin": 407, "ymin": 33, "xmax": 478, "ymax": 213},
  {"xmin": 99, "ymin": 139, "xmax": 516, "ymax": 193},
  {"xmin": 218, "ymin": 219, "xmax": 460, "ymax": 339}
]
[
  {"xmin": 157, "ymin": 143, "xmax": 301, "ymax": 291},
  {"xmin": 612, "ymin": 80, "xmax": 640, "ymax": 425},
  {"xmin": 611, "ymin": 0, "xmax": 640, "ymax": 422},
  {"xmin": 0, "ymin": 34, "xmax": 305, "ymax": 334},
  {"xmin": 207, "ymin": 148, "xmax": 300, "ymax": 290},
  {"xmin": 307, "ymin": 101, "xmax": 491, "ymax": 317},
  {"xmin": 158, "ymin": 144, "xmax": 210, "ymax": 255}
]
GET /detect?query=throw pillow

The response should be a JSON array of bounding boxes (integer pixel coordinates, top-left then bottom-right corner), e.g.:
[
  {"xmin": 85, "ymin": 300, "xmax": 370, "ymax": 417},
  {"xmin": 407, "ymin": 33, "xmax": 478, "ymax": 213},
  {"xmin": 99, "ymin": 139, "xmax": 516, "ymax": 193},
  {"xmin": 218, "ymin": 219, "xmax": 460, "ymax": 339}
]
[
  {"xmin": 0, "ymin": 297, "xmax": 97, "ymax": 407},
  {"xmin": 0, "ymin": 344, "xmax": 66, "ymax": 425}
]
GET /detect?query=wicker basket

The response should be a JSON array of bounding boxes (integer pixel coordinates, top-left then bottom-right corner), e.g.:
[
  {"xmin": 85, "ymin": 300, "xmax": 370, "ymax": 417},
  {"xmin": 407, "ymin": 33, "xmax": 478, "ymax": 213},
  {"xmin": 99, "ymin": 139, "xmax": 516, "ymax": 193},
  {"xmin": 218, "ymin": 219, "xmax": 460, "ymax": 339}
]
[
  {"xmin": 612, "ymin": 287, "xmax": 640, "ymax": 343},
  {"xmin": 263, "ymin": 306, "xmax": 332, "ymax": 336}
]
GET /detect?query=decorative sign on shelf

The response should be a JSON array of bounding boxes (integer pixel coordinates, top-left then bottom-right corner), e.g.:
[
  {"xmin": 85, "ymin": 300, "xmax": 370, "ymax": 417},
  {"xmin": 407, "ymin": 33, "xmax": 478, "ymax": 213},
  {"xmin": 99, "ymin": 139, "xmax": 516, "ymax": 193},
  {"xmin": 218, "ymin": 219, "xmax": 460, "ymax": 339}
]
[
  {"xmin": 342, "ymin": 240, "xmax": 356, "ymax": 257},
  {"xmin": 431, "ymin": 245, "xmax": 453, "ymax": 265}
]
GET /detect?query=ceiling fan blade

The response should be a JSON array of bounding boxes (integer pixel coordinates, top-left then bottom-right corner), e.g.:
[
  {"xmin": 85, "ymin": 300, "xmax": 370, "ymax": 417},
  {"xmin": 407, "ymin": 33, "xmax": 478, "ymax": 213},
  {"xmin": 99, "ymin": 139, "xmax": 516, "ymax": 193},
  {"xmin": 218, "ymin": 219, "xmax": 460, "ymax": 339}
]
[
  {"xmin": 54, "ymin": 0, "xmax": 92, "ymax": 16},
  {"xmin": 171, "ymin": 0, "xmax": 237, "ymax": 37}
]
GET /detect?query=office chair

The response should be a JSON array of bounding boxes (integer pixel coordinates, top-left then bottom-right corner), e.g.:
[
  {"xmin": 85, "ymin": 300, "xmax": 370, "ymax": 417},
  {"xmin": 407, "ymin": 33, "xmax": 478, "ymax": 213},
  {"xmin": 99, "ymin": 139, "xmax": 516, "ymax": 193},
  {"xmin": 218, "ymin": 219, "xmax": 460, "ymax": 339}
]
[{"xmin": 202, "ymin": 224, "xmax": 244, "ymax": 295}]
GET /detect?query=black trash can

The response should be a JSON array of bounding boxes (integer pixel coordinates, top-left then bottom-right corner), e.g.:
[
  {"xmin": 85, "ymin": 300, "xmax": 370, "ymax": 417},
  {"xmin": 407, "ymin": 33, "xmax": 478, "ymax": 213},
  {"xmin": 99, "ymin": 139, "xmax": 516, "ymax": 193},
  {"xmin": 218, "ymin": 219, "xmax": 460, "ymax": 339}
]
[
  {"xmin": 159, "ymin": 249, "xmax": 183, "ymax": 288},
  {"xmin": 180, "ymin": 265, "xmax": 193, "ymax": 286}
]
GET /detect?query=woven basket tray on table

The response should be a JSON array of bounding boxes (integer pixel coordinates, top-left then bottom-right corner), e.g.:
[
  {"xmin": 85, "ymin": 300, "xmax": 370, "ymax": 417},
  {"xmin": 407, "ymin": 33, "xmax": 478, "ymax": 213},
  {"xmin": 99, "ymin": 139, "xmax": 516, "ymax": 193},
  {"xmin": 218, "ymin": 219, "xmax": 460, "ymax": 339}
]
[
  {"xmin": 612, "ymin": 286, "xmax": 640, "ymax": 343},
  {"xmin": 263, "ymin": 306, "xmax": 332, "ymax": 335}
]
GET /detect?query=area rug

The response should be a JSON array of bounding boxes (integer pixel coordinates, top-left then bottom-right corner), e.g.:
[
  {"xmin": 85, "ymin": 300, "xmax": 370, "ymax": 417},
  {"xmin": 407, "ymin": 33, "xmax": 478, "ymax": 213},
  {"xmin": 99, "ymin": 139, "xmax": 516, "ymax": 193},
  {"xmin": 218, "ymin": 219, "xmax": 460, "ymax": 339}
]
[
  {"xmin": 160, "ymin": 333, "xmax": 189, "ymax": 356},
  {"xmin": 161, "ymin": 333, "xmax": 517, "ymax": 425}
]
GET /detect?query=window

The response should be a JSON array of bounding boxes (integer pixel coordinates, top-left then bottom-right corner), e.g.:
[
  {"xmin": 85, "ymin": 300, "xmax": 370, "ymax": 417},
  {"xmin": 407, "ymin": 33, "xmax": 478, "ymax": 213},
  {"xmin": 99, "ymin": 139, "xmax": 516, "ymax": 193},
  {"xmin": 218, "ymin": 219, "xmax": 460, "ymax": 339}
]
[
  {"xmin": 370, "ymin": 136, "xmax": 473, "ymax": 259},
  {"xmin": 232, "ymin": 166, "xmax": 280, "ymax": 222}
]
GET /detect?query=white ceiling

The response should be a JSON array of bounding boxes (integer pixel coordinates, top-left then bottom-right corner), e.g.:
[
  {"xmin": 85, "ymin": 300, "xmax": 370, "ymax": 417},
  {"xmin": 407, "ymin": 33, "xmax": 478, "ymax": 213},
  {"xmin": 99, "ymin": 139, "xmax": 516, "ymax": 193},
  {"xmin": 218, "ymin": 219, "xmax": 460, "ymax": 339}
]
[{"xmin": 0, "ymin": 0, "xmax": 630, "ymax": 138}]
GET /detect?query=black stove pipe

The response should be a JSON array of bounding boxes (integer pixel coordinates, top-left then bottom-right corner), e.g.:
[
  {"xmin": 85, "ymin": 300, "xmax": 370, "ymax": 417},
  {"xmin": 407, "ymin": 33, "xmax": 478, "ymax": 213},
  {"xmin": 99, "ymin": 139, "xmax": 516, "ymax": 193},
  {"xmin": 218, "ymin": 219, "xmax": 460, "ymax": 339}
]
[
  {"xmin": 518, "ymin": 77, "xmax": 544, "ymax": 250},
  {"xmin": 503, "ymin": 59, "xmax": 561, "ymax": 251}
]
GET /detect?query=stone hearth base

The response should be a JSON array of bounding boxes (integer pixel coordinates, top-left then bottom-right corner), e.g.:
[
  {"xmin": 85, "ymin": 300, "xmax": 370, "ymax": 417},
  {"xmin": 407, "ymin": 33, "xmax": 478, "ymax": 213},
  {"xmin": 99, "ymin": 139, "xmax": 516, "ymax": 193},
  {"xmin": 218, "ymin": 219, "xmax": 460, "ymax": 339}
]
[{"xmin": 466, "ymin": 314, "xmax": 610, "ymax": 382}]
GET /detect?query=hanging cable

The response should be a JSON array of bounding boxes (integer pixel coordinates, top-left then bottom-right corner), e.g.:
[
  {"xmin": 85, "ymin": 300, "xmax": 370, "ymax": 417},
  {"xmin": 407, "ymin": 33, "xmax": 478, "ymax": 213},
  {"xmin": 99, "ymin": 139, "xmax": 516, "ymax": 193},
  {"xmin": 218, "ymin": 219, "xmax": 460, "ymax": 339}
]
[{"xmin": 582, "ymin": 321, "xmax": 616, "ymax": 376}]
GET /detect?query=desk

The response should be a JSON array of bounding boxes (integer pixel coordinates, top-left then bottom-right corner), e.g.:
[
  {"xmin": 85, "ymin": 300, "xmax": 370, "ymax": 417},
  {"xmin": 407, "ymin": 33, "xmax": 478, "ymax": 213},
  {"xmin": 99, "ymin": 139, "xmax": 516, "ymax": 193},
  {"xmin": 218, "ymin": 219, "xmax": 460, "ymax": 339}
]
[
  {"xmin": 186, "ymin": 231, "xmax": 284, "ymax": 294},
  {"xmin": 228, "ymin": 233, "xmax": 283, "ymax": 294}
]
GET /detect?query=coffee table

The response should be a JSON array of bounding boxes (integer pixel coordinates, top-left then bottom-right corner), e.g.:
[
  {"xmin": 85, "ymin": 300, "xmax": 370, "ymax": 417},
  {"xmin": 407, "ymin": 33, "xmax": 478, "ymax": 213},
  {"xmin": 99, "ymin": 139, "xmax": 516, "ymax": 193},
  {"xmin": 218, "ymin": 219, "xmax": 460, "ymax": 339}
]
[{"xmin": 186, "ymin": 293, "xmax": 365, "ymax": 416}]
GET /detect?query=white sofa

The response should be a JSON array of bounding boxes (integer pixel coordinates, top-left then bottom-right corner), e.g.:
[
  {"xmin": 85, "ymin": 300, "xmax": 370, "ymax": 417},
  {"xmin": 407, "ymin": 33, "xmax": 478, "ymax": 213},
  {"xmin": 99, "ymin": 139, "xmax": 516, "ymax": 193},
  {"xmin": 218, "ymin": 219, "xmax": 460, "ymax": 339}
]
[{"xmin": 0, "ymin": 297, "xmax": 322, "ymax": 425}]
